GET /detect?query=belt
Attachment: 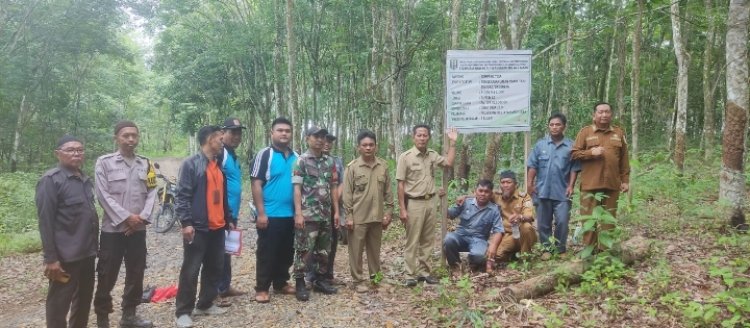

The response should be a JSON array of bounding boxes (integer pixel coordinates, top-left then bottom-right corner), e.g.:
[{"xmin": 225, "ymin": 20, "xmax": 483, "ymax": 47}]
[{"xmin": 407, "ymin": 194, "xmax": 435, "ymax": 200}]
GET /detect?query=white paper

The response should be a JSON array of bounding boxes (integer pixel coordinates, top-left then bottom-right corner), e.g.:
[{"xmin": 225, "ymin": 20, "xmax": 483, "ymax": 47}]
[{"xmin": 224, "ymin": 230, "xmax": 242, "ymax": 255}]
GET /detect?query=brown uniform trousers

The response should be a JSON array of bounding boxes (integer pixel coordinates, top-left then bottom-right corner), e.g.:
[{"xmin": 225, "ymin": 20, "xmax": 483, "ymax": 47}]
[
  {"xmin": 396, "ymin": 147, "xmax": 446, "ymax": 278},
  {"xmin": 342, "ymin": 156, "xmax": 393, "ymax": 283},
  {"xmin": 493, "ymin": 191, "xmax": 537, "ymax": 261},
  {"xmin": 580, "ymin": 190, "xmax": 619, "ymax": 247},
  {"xmin": 571, "ymin": 124, "xmax": 630, "ymax": 249}
]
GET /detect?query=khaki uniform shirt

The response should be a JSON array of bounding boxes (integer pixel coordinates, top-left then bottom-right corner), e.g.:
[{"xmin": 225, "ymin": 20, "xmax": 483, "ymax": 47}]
[
  {"xmin": 95, "ymin": 152, "xmax": 158, "ymax": 233},
  {"xmin": 395, "ymin": 146, "xmax": 446, "ymax": 197},
  {"xmin": 342, "ymin": 156, "xmax": 394, "ymax": 224},
  {"xmin": 493, "ymin": 190, "xmax": 534, "ymax": 233},
  {"xmin": 571, "ymin": 124, "xmax": 630, "ymax": 191}
]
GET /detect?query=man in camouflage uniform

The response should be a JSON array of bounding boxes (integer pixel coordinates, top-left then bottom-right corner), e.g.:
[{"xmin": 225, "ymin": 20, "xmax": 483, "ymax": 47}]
[{"xmin": 292, "ymin": 126, "xmax": 340, "ymax": 301}]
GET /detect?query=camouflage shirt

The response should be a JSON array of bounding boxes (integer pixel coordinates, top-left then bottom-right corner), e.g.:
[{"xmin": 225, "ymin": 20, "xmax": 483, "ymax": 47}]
[{"xmin": 292, "ymin": 150, "xmax": 338, "ymax": 222}]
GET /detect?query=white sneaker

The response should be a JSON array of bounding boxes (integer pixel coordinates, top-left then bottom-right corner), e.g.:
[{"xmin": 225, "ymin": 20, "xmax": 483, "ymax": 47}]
[
  {"xmin": 175, "ymin": 314, "xmax": 193, "ymax": 328},
  {"xmin": 193, "ymin": 304, "xmax": 227, "ymax": 316}
]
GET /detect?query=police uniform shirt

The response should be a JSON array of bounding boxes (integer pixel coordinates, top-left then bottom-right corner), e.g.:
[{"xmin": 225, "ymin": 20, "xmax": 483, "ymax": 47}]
[{"xmin": 94, "ymin": 152, "xmax": 158, "ymax": 233}]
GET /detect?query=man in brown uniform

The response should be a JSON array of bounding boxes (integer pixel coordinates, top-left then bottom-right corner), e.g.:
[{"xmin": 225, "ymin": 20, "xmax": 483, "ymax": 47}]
[
  {"xmin": 492, "ymin": 170, "xmax": 537, "ymax": 262},
  {"xmin": 571, "ymin": 102, "xmax": 630, "ymax": 248},
  {"xmin": 396, "ymin": 125, "xmax": 457, "ymax": 286},
  {"xmin": 342, "ymin": 130, "xmax": 394, "ymax": 293}
]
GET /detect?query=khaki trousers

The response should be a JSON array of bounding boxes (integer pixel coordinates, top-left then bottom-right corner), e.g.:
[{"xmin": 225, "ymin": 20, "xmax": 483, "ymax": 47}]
[
  {"xmin": 348, "ymin": 222, "xmax": 383, "ymax": 282},
  {"xmin": 495, "ymin": 223, "xmax": 537, "ymax": 261},
  {"xmin": 404, "ymin": 198, "xmax": 436, "ymax": 277},
  {"xmin": 580, "ymin": 189, "xmax": 620, "ymax": 248}
]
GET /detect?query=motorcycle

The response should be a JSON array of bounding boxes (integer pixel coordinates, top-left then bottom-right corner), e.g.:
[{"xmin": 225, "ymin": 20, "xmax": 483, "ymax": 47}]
[{"xmin": 151, "ymin": 163, "xmax": 178, "ymax": 233}]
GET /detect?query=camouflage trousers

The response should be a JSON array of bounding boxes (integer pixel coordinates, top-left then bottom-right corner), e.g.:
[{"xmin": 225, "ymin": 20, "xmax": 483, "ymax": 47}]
[{"xmin": 293, "ymin": 220, "xmax": 332, "ymax": 279}]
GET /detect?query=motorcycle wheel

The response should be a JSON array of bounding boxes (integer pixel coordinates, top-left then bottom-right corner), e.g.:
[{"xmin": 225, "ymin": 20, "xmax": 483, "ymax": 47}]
[{"xmin": 154, "ymin": 203, "xmax": 176, "ymax": 233}]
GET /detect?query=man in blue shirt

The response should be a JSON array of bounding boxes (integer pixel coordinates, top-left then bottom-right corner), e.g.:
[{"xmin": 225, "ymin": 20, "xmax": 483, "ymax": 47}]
[
  {"xmin": 215, "ymin": 118, "xmax": 247, "ymax": 305},
  {"xmin": 250, "ymin": 117, "xmax": 299, "ymax": 303},
  {"xmin": 526, "ymin": 113, "xmax": 581, "ymax": 258},
  {"xmin": 444, "ymin": 179, "xmax": 504, "ymax": 278}
]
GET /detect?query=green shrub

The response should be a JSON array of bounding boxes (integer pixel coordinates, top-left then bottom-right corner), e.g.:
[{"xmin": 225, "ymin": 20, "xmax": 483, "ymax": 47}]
[{"xmin": 0, "ymin": 172, "xmax": 39, "ymax": 234}]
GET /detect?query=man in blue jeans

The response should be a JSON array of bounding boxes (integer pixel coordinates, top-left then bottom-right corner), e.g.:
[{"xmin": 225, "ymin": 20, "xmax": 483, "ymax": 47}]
[
  {"xmin": 215, "ymin": 118, "xmax": 247, "ymax": 306},
  {"xmin": 526, "ymin": 113, "xmax": 581, "ymax": 259},
  {"xmin": 444, "ymin": 179, "xmax": 504, "ymax": 278}
]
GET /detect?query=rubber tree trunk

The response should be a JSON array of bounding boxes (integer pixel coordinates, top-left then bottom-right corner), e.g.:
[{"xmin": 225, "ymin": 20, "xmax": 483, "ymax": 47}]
[
  {"xmin": 720, "ymin": 0, "xmax": 748, "ymax": 230},
  {"xmin": 671, "ymin": 1, "xmax": 689, "ymax": 172}
]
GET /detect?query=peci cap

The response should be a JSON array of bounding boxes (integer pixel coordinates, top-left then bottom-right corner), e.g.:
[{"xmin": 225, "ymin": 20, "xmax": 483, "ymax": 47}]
[
  {"xmin": 305, "ymin": 125, "xmax": 328, "ymax": 137},
  {"xmin": 222, "ymin": 117, "xmax": 247, "ymax": 130},
  {"xmin": 56, "ymin": 135, "xmax": 82, "ymax": 149},
  {"xmin": 498, "ymin": 170, "xmax": 517, "ymax": 182}
]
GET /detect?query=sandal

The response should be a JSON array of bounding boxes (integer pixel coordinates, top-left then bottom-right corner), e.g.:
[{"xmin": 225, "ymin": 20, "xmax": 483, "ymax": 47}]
[
  {"xmin": 215, "ymin": 297, "xmax": 232, "ymax": 307},
  {"xmin": 255, "ymin": 291, "xmax": 270, "ymax": 303},
  {"xmin": 276, "ymin": 285, "xmax": 296, "ymax": 295}
]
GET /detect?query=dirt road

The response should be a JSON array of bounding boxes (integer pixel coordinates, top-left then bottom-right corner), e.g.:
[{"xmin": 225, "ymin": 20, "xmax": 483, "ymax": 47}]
[{"xmin": 0, "ymin": 157, "xmax": 418, "ymax": 327}]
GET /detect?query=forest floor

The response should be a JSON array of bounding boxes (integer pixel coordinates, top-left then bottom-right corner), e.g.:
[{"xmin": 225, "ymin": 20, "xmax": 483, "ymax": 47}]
[{"xmin": 0, "ymin": 157, "xmax": 747, "ymax": 327}]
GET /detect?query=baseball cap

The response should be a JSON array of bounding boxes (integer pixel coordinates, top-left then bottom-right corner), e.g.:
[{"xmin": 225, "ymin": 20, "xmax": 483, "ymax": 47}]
[
  {"xmin": 222, "ymin": 117, "xmax": 246, "ymax": 130},
  {"xmin": 305, "ymin": 125, "xmax": 328, "ymax": 136}
]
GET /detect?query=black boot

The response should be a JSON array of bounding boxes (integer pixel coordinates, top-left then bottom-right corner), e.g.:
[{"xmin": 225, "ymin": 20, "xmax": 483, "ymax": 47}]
[
  {"xmin": 97, "ymin": 314, "xmax": 109, "ymax": 328},
  {"xmin": 313, "ymin": 279, "xmax": 338, "ymax": 294},
  {"xmin": 119, "ymin": 307, "xmax": 153, "ymax": 328},
  {"xmin": 295, "ymin": 278, "xmax": 309, "ymax": 301}
]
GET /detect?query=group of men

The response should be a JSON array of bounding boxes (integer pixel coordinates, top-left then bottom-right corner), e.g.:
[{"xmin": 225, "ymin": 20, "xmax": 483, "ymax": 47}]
[
  {"xmin": 36, "ymin": 121, "xmax": 160, "ymax": 328},
  {"xmin": 35, "ymin": 118, "xmax": 248, "ymax": 328},
  {"xmin": 442, "ymin": 102, "xmax": 630, "ymax": 277},
  {"xmin": 35, "ymin": 101, "xmax": 629, "ymax": 328}
]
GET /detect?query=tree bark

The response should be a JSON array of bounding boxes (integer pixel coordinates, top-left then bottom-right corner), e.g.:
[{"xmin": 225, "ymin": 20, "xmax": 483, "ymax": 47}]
[
  {"xmin": 561, "ymin": 12, "xmax": 574, "ymax": 116},
  {"xmin": 613, "ymin": 0, "xmax": 627, "ymax": 119},
  {"xmin": 499, "ymin": 236, "xmax": 654, "ymax": 301},
  {"xmin": 476, "ymin": 0, "xmax": 490, "ymax": 49},
  {"xmin": 285, "ymin": 0, "xmax": 300, "ymax": 146},
  {"xmin": 671, "ymin": 1, "xmax": 689, "ymax": 172},
  {"xmin": 388, "ymin": 6, "xmax": 404, "ymax": 159},
  {"xmin": 720, "ymin": 0, "xmax": 748, "ymax": 230},
  {"xmin": 630, "ymin": 0, "xmax": 643, "ymax": 159},
  {"xmin": 702, "ymin": 0, "xmax": 717, "ymax": 159}
]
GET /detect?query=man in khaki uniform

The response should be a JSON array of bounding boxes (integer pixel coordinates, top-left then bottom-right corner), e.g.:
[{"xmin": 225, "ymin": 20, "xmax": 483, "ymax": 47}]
[
  {"xmin": 94, "ymin": 121, "xmax": 156, "ymax": 328},
  {"xmin": 396, "ymin": 125, "xmax": 457, "ymax": 287},
  {"xmin": 493, "ymin": 170, "xmax": 537, "ymax": 262},
  {"xmin": 342, "ymin": 130, "xmax": 394, "ymax": 293},
  {"xmin": 571, "ymin": 102, "xmax": 630, "ymax": 249}
]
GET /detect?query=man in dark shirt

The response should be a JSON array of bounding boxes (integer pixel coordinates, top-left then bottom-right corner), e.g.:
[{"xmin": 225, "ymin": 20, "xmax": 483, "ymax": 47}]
[
  {"xmin": 174, "ymin": 126, "xmax": 232, "ymax": 328},
  {"xmin": 36, "ymin": 135, "xmax": 99, "ymax": 328}
]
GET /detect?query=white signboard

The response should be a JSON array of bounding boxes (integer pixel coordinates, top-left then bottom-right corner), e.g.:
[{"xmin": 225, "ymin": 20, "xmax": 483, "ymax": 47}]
[{"xmin": 445, "ymin": 50, "xmax": 532, "ymax": 133}]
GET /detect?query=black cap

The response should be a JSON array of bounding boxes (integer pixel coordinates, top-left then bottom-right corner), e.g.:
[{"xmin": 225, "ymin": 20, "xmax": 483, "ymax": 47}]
[
  {"xmin": 56, "ymin": 135, "xmax": 82, "ymax": 149},
  {"xmin": 498, "ymin": 170, "xmax": 517, "ymax": 182},
  {"xmin": 325, "ymin": 134, "xmax": 337, "ymax": 141},
  {"xmin": 222, "ymin": 118, "xmax": 246, "ymax": 130},
  {"xmin": 305, "ymin": 125, "xmax": 328, "ymax": 137}
]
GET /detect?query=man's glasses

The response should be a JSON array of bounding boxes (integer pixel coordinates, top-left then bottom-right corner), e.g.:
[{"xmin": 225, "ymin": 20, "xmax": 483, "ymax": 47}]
[{"xmin": 58, "ymin": 148, "xmax": 85, "ymax": 154}]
